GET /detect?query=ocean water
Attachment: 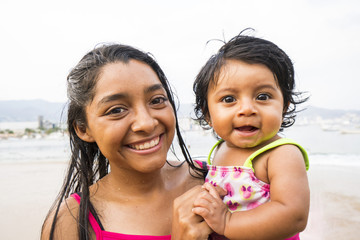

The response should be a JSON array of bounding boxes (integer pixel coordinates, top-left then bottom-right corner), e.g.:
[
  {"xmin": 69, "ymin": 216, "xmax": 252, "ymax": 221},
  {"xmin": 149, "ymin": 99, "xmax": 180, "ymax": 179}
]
[
  {"xmin": 0, "ymin": 136, "xmax": 69, "ymax": 163},
  {"xmin": 1, "ymin": 124, "xmax": 360, "ymax": 166},
  {"xmin": 176, "ymin": 124, "xmax": 360, "ymax": 167}
]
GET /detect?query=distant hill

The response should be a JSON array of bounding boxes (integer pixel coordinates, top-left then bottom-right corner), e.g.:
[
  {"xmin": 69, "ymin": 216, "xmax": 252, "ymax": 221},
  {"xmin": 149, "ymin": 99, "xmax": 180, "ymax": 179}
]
[
  {"xmin": 296, "ymin": 105, "xmax": 360, "ymax": 119},
  {"xmin": 0, "ymin": 100, "xmax": 67, "ymax": 122},
  {"xmin": 1, "ymin": 100, "xmax": 359, "ymax": 123},
  {"xmin": 177, "ymin": 103, "xmax": 360, "ymax": 120}
]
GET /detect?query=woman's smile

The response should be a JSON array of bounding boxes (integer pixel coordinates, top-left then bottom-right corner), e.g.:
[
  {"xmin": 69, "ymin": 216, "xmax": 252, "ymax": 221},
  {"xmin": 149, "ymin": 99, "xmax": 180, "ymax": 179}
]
[{"xmin": 128, "ymin": 135, "xmax": 161, "ymax": 151}]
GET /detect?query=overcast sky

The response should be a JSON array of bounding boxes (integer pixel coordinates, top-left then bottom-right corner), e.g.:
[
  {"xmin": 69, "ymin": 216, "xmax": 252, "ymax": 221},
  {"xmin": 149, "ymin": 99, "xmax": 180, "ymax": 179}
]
[{"xmin": 1, "ymin": 0, "xmax": 359, "ymax": 110}]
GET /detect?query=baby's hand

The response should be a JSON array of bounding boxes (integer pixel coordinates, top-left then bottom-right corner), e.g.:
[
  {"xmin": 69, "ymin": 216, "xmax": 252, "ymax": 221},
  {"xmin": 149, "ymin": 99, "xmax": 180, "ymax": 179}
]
[{"xmin": 192, "ymin": 182, "xmax": 230, "ymax": 235}]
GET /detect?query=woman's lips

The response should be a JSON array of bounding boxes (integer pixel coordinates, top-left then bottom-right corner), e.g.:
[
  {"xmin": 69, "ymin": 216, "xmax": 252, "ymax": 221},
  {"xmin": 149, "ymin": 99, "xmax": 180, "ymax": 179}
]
[{"xmin": 128, "ymin": 136, "xmax": 160, "ymax": 150}]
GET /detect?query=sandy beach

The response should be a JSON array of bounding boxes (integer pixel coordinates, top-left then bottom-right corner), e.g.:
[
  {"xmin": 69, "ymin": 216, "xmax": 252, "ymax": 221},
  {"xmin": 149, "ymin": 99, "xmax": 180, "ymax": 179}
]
[
  {"xmin": 301, "ymin": 164, "xmax": 360, "ymax": 239},
  {"xmin": 0, "ymin": 161, "xmax": 68, "ymax": 240},
  {"xmin": 1, "ymin": 161, "xmax": 359, "ymax": 240}
]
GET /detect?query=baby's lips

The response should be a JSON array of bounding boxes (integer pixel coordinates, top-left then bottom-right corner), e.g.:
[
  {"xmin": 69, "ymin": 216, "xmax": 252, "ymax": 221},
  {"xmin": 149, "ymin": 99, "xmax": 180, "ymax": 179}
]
[{"xmin": 237, "ymin": 126, "xmax": 257, "ymax": 131}]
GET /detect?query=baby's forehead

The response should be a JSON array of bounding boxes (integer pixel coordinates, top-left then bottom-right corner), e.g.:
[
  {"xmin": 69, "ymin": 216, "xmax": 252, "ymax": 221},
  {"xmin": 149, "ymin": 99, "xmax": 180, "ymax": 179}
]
[{"xmin": 217, "ymin": 60, "xmax": 274, "ymax": 78}]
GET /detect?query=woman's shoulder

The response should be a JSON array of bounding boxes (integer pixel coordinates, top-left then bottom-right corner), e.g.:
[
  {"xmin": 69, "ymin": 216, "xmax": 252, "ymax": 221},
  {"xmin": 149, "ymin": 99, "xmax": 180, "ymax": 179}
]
[
  {"xmin": 41, "ymin": 196, "xmax": 80, "ymax": 240},
  {"xmin": 164, "ymin": 160, "xmax": 204, "ymax": 189}
]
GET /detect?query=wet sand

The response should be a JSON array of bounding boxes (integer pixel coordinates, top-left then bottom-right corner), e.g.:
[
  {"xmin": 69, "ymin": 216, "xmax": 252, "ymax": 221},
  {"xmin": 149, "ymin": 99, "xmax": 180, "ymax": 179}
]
[
  {"xmin": 0, "ymin": 161, "xmax": 68, "ymax": 240},
  {"xmin": 0, "ymin": 161, "xmax": 359, "ymax": 239},
  {"xmin": 301, "ymin": 164, "xmax": 360, "ymax": 240}
]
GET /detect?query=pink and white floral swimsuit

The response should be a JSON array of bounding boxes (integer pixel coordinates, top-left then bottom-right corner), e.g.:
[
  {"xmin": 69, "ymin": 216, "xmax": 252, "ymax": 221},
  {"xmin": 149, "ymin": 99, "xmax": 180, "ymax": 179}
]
[{"xmin": 195, "ymin": 138, "xmax": 309, "ymax": 240}]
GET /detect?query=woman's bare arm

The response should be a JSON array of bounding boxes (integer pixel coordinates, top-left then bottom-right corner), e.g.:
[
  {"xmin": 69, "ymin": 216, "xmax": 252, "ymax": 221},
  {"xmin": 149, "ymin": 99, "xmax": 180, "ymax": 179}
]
[{"xmin": 41, "ymin": 197, "xmax": 80, "ymax": 240}]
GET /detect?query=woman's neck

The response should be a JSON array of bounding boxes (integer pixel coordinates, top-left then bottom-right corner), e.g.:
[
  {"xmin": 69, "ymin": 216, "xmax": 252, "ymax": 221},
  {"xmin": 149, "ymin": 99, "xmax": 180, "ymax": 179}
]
[
  {"xmin": 89, "ymin": 164, "xmax": 178, "ymax": 235},
  {"xmin": 96, "ymin": 166, "xmax": 166, "ymax": 200}
]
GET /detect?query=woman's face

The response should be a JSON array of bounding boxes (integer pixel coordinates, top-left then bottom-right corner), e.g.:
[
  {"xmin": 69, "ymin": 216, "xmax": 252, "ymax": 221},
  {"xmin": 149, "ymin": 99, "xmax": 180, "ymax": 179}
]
[{"xmin": 78, "ymin": 60, "xmax": 175, "ymax": 173}]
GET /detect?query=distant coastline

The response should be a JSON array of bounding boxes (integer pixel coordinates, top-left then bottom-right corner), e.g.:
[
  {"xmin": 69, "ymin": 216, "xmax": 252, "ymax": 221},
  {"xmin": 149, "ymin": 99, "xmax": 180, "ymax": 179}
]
[
  {"xmin": 1, "ymin": 99, "xmax": 360, "ymax": 123},
  {"xmin": 1, "ymin": 100, "xmax": 360, "ymax": 140}
]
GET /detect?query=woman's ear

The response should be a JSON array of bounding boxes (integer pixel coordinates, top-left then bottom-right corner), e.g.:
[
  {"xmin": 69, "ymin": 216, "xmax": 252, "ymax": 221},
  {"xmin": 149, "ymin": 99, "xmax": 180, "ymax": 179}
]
[{"xmin": 73, "ymin": 122, "xmax": 95, "ymax": 143}]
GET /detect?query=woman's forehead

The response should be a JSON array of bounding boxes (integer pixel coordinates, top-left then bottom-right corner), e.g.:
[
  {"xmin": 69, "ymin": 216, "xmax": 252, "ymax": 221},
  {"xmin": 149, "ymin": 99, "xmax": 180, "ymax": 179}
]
[{"xmin": 93, "ymin": 61, "xmax": 164, "ymax": 101}]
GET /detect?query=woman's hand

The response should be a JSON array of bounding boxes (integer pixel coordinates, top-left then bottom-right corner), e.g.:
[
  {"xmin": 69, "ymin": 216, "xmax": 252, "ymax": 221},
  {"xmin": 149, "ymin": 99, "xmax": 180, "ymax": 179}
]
[
  {"xmin": 172, "ymin": 185, "xmax": 212, "ymax": 240},
  {"xmin": 192, "ymin": 182, "xmax": 230, "ymax": 236}
]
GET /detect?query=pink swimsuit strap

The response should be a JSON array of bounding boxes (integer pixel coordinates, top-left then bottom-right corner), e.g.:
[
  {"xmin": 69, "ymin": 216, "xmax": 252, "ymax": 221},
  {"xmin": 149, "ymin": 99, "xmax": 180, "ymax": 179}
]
[{"xmin": 71, "ymin": 193, "xmax": 103, "ymax": 239}]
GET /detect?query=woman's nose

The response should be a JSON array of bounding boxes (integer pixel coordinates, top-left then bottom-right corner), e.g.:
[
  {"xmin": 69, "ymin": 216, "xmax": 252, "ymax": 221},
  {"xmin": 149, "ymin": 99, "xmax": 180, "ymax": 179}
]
[{"xmin": 131, "ymin": 108, "xmax": 158, "ymax": 133}]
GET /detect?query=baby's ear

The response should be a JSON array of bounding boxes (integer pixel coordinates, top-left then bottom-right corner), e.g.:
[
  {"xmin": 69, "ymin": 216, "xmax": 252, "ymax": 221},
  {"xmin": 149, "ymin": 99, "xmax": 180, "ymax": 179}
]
[
  {"xmin": 73, "ymin": 122, "xmax": 95, "ymax": 143},
  {"xmin": 205, "ymin": 114, "xmax": 212, "ymax": 127},
  {"xmin": 283, "ymin": 101, "xmax": 290, "ymax": 113}
]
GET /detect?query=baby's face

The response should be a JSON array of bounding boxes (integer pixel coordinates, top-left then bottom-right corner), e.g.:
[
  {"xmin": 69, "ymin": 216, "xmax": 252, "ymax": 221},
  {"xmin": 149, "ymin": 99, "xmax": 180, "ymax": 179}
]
[{"xmin": 206, "ymin": 59, "xmax": 284, "ymax": 149}]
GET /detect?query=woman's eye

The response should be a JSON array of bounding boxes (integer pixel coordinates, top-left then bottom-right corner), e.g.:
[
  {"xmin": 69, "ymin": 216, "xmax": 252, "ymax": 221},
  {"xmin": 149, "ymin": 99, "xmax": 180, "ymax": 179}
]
[
  {"xmin": 257, "ymin": 93, "xmax": 270, "ymax": 101},
  {"xmin": 221, "ymin": 96, "xmax": 236, "ymax": 103},
  {"xmin": 151, "ymin": 96, "xmax": 167, "ymax": 105},
  {"xmin": 106, "ymin": 107, "xmax": 125, "ymax": 115}
]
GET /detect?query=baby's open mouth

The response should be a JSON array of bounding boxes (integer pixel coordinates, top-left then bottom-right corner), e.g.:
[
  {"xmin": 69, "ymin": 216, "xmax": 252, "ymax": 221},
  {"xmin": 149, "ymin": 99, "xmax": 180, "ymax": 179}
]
[
  {"xmin": 128, "ymin": 136, "xmax": 160, "ymax": 150},
  {"xmin": 236, "ymin": 126, "xmax": 258, "ymax": 132}
]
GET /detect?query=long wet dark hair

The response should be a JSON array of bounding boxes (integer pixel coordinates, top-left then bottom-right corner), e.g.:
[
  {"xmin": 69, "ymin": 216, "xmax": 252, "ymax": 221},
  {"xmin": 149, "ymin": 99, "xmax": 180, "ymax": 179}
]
[
  {"xmin": 43, "ymin": 44, "xmax": 206, "ymax": 240},
  {"xmin": 193, "ymin": 29, "xmax": 308, "ymax": 132}
]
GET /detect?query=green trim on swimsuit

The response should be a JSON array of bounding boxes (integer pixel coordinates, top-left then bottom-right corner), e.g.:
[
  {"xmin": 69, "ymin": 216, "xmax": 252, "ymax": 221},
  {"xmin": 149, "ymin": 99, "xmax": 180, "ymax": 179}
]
[
  {"xmin": 207, "ymin": 139, "xmax": 223, "ymax": 165},
  {"xmin": 207, "ymin": 138, "xmax": 309, "ymax": 172}
]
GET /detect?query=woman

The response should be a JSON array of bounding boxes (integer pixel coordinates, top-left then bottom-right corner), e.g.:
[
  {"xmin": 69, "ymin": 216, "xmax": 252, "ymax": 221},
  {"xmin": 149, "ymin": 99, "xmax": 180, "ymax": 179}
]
[{"xmin": 41, "ymin": 44, "xmax": 211, "ymax": 240}]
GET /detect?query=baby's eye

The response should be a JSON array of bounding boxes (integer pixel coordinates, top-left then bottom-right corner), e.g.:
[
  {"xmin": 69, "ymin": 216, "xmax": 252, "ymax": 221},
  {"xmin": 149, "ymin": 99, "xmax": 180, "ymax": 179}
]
[
  {"xmin": 256, "ymin": 93, "xmax": 270, "ymax": 101},
  {"xmin": 221, "ymin": 96, "xmax": 236, "ymax": 103}
]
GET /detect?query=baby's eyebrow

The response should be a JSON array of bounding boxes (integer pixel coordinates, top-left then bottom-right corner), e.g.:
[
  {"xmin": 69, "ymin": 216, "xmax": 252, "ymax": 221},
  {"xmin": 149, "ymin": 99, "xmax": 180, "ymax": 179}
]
[
  {"xmin": 255, "ymin": 84, "xmax": 278, "ymax": 91},
  {"xmin": 211, "ymin": 87, "xmax": 237, "ymax": 97}
]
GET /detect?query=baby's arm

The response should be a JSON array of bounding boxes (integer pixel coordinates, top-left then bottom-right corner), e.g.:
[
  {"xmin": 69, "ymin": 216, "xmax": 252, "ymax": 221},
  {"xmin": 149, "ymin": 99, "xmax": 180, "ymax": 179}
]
[{"xmin": 194, "ymin": 145, "xmax": 310, "ymax": 239}]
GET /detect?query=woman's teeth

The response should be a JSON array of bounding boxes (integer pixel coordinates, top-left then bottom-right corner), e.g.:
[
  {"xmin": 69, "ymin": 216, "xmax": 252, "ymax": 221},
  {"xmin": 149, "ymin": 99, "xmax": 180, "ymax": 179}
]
[{"xmin": 129, "ymin": 136, "xmax": 160, "ymax": 150}]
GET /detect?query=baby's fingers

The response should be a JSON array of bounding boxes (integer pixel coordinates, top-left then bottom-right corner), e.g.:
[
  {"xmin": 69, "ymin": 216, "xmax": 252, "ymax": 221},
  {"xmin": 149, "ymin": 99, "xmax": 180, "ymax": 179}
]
[
  {"xmin": 202, "ymin": 182, "xmax": 227, "ymax": 200},
  {"xmin": 192, "ymin": 206, "xmax": 210, "ymax": 219},
  {"xmin": 193, "ymin": 190, "xmax": 215, "ymax": 208}
]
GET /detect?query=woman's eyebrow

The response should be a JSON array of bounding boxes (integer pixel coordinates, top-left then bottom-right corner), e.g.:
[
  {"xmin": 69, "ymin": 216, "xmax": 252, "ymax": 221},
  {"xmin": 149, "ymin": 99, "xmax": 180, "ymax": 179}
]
[
  {"xmin": 145, "ymin": 83, "xmax": 164, "ymax": 94},
  {"xmin": 98, "ymin": 93, "xmax": 128, "ymax": 106},
  {"xmin": 97, "ymin": 84, "xmax": 164, "ymax": 107}
]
